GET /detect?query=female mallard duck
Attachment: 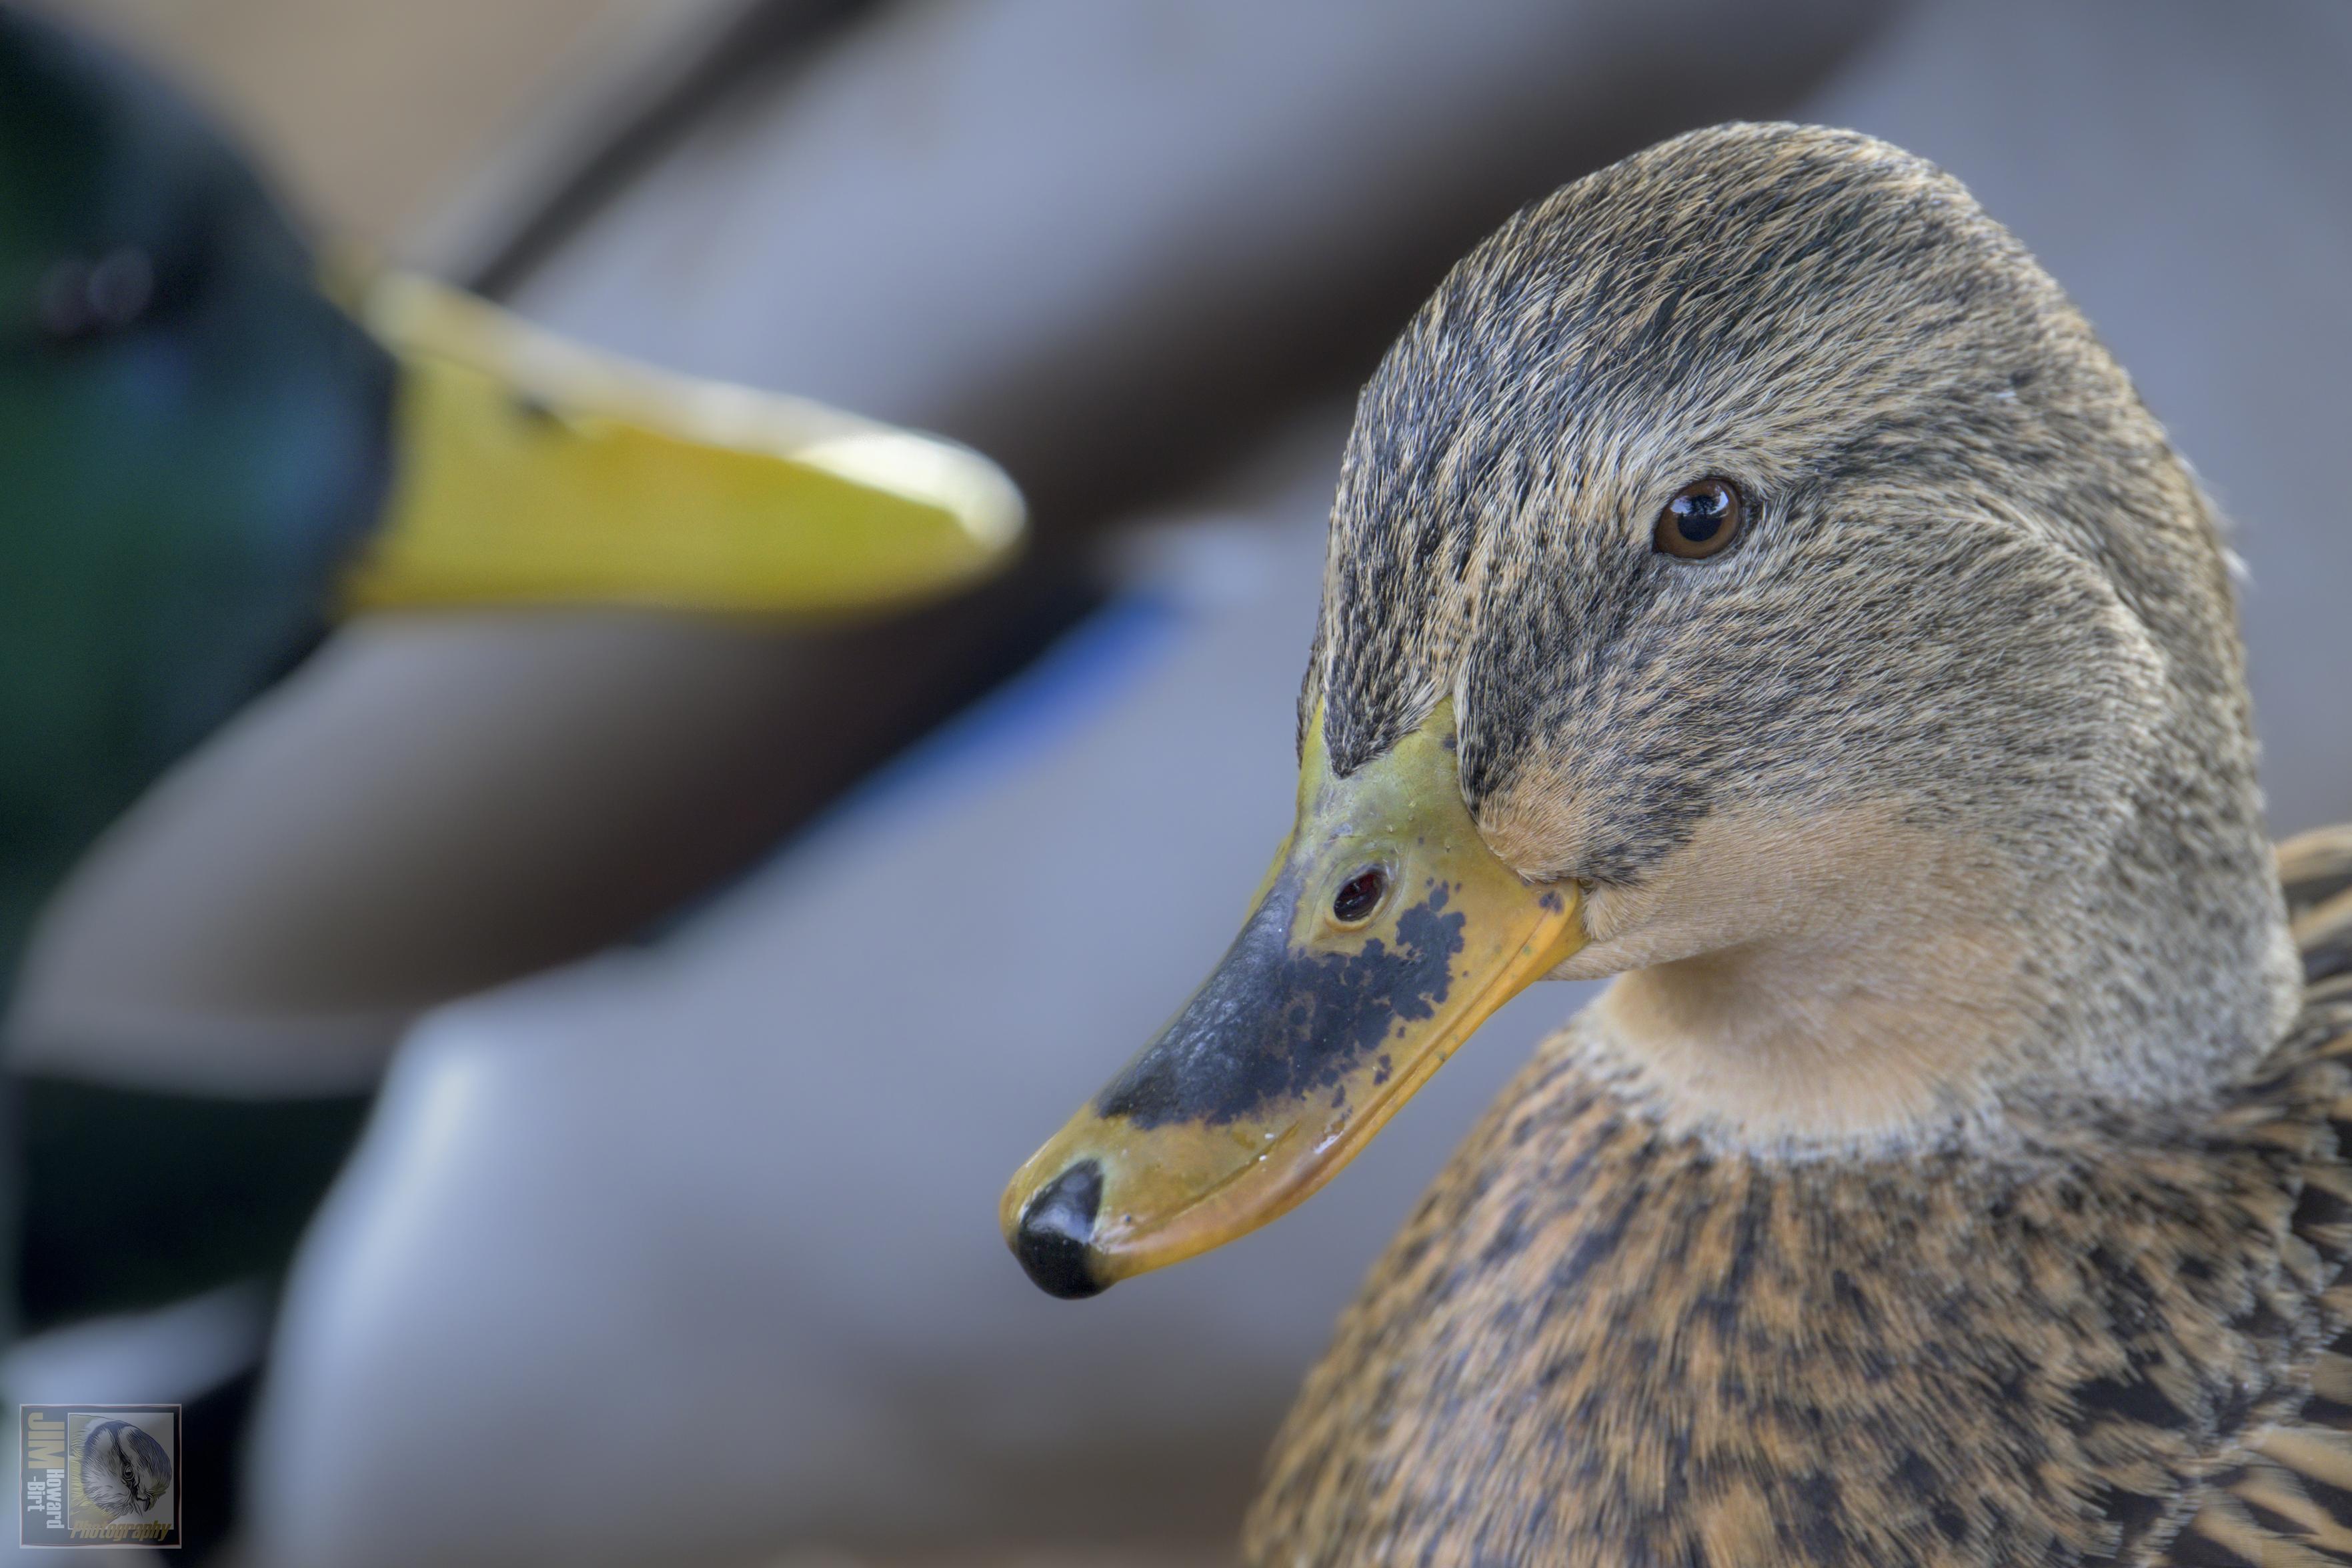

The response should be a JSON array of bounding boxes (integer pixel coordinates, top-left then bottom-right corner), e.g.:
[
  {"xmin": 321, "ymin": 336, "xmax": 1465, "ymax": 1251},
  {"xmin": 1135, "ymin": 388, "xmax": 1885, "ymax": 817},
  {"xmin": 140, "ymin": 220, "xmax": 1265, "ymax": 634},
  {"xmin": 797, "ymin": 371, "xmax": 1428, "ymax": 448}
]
[{"xmin": 1002, "ymin": 122, "xmax": 2352, "ymax": 1565}]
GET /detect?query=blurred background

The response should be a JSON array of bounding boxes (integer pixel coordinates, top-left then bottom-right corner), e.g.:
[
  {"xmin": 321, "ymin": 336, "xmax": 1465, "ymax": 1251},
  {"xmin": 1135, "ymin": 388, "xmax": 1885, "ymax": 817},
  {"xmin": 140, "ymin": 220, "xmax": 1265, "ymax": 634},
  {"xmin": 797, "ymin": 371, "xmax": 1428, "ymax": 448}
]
[{"xmin": 3, "ymin": 0, "xmax": 2347, "ymax": 1563}]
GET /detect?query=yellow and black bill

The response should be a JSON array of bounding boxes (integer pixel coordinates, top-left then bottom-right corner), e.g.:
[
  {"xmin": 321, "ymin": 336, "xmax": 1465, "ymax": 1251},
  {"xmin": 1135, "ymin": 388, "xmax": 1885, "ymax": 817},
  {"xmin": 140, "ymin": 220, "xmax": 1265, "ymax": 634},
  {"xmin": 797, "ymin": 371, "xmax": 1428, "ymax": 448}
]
[
  {"xmin": 1001, "ymin": 700, "xmax": 1585, "ymax": 1298},
  {"xmin": 335, "ymin": 271, "xmax": 1023, "ymax": 620}
]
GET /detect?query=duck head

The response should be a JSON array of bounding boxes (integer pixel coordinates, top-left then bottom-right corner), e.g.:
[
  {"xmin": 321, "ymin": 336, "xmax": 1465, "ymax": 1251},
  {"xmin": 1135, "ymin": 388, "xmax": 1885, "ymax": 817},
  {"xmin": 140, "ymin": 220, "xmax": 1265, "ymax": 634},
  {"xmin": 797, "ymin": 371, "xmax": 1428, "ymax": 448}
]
[
  {"xmin": 0, "ymin": 9, "xmax": 395, "ymax": 953},
  {"xmin": 1004, "ymin": 122, "xmax": 2298, "ymax": 1297}
]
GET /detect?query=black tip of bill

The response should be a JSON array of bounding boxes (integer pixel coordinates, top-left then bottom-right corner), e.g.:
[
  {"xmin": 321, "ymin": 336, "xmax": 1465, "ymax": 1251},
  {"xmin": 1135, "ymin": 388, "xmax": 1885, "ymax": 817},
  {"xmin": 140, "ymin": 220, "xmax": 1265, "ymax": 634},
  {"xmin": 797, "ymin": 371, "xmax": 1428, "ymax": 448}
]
[{"xmin": 1013, "ymin": 1159, "xmax": 1106, "ymax": 1299}]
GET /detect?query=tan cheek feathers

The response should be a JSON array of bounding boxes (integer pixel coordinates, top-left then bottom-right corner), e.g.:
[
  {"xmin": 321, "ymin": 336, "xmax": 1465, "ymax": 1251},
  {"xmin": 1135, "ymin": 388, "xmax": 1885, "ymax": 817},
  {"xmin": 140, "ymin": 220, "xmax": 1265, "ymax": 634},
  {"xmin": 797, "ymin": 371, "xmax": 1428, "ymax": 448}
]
[{"xmin": 1508, "ymin": 799, "xmax": 2039, "ymax": 1144}]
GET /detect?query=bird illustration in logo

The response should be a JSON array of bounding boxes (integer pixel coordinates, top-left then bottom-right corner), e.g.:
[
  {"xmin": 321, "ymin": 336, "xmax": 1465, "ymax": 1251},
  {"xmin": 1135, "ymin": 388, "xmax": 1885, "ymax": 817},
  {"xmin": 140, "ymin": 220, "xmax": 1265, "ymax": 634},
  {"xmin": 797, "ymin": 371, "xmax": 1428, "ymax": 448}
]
[{"xmin": 76, "ymin": 1419, "xmax": 171, "ymax": 1521}]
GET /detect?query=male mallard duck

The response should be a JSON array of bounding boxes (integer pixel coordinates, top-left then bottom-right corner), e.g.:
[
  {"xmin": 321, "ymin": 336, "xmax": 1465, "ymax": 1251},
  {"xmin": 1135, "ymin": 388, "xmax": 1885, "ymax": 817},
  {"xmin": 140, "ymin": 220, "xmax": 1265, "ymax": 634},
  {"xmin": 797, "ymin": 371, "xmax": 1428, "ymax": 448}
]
[
  {"xmin": 0, "ymin": 4, "xmax": 1019, "ymax": 979},
  {"xmin": 1002, "ymin": 123, "xmax": 2352, "ymax": 1565},
  {"xmin": 0, "ymin": 4, "xmax": 1018, "ymax": 1345}
]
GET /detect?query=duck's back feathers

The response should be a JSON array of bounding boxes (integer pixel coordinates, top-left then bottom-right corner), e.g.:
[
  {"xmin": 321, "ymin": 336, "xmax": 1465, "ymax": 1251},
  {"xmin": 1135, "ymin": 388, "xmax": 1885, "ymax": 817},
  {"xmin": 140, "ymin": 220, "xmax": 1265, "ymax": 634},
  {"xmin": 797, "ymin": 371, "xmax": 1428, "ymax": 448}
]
[
  {"xmin": 2158, "ymin": 829, "xmax": 2352, "ymax": 1568},
  {"xmin": 1248, "ymin": 828, "xmax": 2352, "ymax": 1568},
  {"xmin": 2285, "ymin": 827, "xmax": 2352, "ymax": 997}
]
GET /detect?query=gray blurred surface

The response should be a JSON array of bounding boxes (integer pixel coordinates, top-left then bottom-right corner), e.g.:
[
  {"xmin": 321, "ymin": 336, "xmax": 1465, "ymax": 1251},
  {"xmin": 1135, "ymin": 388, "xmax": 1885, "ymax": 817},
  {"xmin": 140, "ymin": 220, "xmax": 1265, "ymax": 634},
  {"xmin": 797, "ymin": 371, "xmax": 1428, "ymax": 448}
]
[
  {"xmin": 11, "ymin": 617, "xmax": 852, "ymax": 1093},
  {"xmin": 516, "ymin": 0, "xmax": 1884, "ymax": 522}
]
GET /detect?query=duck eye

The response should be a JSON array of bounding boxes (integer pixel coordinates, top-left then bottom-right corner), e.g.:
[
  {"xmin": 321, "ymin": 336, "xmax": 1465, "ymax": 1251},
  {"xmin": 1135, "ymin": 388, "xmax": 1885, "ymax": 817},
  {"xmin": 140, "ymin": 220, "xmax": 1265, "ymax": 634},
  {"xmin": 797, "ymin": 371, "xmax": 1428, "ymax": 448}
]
[
  {"xmin": 87, "ymin": 249, "xmax": 154, "ymax": 329},
  {"xmin": 1654, "ymin": 477, "xmax": 1745, "ymax": 559},
  {"xmin": 36, "ymin": 247, "xmax": 155, "ymax": 343},
  {"xmin": 1331, "ymin": 867, "xmax": 1388, "ymax": 924}
]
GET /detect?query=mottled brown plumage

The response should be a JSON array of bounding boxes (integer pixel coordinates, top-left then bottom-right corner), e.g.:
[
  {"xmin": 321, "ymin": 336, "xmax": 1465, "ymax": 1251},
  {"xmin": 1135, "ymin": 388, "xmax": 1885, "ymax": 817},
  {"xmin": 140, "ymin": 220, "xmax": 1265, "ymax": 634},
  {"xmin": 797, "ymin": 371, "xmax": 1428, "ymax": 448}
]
[
  {"xmin": 1253, "ymin": 845, "xmax": 2352, "ymax": 1564},
  {"xmin": 1246, "ymin": 125, "xmax": 2352, "ymax": 1564}
]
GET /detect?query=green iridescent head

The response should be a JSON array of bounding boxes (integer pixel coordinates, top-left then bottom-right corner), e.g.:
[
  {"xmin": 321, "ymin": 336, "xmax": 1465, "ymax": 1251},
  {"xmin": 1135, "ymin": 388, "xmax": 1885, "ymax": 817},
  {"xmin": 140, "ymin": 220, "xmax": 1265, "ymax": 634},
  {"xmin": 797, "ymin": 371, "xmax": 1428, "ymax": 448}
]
[{"xmin": 0, "ymin": 10, "xmax": 394, "ymax": 960}]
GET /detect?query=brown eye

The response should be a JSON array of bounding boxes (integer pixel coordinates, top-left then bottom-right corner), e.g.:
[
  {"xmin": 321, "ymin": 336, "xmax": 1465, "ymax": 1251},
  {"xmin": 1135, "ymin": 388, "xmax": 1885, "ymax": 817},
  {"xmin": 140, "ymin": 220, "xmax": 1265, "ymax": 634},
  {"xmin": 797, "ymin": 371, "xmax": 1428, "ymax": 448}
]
[
  {"xmin": 1331, "ymin": 867, "xmax": 1388, "ymax": 924},
  {"xmin": 1654, "ymin": 478, "xmax": 1746, "ymax": 559}
]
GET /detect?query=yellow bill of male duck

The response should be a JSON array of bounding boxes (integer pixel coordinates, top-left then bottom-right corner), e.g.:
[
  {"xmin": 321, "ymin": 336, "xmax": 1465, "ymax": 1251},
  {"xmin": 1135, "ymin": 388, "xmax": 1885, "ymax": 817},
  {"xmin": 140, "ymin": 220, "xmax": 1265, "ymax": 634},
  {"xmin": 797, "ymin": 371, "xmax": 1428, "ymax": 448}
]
[
  {"xmin": 341, "ymin": 270, "xmax": 1023, "ymax": 618},
  {"xmin": 1001, "ymin": 122, "xmax": 2352, "ymax": 1567}
]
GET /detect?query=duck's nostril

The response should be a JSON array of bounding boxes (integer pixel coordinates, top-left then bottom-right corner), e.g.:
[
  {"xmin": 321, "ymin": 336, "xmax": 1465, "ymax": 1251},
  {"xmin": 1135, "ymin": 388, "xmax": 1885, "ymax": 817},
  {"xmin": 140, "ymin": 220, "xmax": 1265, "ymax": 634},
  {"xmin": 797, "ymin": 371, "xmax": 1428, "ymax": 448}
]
[{"xmin": 1014, "ymin": 1159, "xmax": 1106, "ymax": 1299}]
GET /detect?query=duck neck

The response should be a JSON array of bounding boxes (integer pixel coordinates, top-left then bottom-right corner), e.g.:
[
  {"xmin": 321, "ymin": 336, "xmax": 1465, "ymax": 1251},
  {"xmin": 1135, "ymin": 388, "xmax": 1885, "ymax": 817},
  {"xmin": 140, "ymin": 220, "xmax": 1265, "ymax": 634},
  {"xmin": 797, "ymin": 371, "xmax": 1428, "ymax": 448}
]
[{"xmin": 1568, "ymin": 791, "xmax": 2301, "ymax": 1154}]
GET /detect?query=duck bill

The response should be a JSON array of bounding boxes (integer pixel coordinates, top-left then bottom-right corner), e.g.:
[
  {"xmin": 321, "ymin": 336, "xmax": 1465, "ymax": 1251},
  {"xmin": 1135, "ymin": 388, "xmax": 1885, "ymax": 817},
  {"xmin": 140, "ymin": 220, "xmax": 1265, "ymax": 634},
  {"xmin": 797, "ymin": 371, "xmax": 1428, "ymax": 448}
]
[
  {"xmin": 338, "ymin": 272, "xmax": 1023, "ymax": 618},
  {"xmin": 1002, "ymin": 700, "xmax": 1583, "ymax": 1298}
]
